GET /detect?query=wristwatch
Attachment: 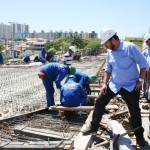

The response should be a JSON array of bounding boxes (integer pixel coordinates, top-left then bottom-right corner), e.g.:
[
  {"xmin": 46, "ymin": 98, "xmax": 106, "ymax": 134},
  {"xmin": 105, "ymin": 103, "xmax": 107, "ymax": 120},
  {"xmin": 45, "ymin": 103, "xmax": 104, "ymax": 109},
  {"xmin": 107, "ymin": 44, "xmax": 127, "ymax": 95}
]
[{"xmin": 139, "ymin": 78, "xmax": 144, "ymax": 82}]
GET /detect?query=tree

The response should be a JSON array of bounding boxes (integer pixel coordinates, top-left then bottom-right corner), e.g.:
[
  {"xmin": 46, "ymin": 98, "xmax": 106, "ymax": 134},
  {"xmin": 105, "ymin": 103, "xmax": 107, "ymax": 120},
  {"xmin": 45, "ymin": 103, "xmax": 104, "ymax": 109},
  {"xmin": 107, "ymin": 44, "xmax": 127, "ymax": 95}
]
[
  {"xmin": 0, "ymin": 44, "xmax": 4, "ymax": 52},
  {"xmin": 84, "ymin": 38, "xmax": 101, "ymax": 50}
]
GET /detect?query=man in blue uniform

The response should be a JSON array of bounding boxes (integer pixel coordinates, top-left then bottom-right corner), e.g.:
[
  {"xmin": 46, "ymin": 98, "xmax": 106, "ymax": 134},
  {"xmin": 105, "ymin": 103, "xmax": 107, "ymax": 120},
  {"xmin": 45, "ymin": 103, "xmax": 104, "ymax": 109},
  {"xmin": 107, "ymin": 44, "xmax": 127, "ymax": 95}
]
[
  {"xmin": 34, "ymin": 56, "xmax": 40, "ymax": 62},
  {"xmin": 60, "ymin": 75, "xmax": 88, "ymax": 107},
  {"xmin": 38, "ymin": 63, "xmax": 76, "ymax": 107},
  {"xmin": 41, "ymin": 48, "xmax": 47, "ymax": 59},
  {"xmin": 74, "ymin": 71, "xmax": 97, "ymax": 94},
  {"xmin": 81, "ymin": 28, "xmax": 148, "ymax": 147},
  {"xmin": 23, "ymin": 55, "xmax": 30, "ymax": 63},
  {"xmin": 0, "ymin": 52, "xmax": 4, "ymax": 65}
]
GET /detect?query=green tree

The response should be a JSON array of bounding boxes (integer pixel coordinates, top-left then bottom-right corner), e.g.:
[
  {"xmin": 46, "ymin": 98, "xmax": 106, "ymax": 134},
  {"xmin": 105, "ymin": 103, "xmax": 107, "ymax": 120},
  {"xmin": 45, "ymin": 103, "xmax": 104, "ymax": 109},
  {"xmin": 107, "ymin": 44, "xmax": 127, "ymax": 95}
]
[
  {"xmin": 0, "ymin": 44, "xmax": 4, "ymax": 52},
  {"xmin": 84, "ymin": 38, "xmax": 101, "ymax": 50}
]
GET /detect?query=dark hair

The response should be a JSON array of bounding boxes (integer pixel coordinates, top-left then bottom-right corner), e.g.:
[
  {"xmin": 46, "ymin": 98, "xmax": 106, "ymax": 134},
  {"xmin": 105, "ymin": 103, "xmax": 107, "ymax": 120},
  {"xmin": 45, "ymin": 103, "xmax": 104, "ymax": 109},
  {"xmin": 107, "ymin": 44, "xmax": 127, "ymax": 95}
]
[{"xmin": 109, "ymin": 34, "xmax": 119, "ymax": 41}]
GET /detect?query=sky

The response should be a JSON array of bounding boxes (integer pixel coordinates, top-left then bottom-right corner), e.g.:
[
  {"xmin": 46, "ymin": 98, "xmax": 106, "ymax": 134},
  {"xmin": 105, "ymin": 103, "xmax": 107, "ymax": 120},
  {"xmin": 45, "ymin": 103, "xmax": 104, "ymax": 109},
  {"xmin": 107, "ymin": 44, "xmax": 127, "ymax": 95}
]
[{"xmin": 1, "ymin": 0, "xmax": 150, "ymax": 39}]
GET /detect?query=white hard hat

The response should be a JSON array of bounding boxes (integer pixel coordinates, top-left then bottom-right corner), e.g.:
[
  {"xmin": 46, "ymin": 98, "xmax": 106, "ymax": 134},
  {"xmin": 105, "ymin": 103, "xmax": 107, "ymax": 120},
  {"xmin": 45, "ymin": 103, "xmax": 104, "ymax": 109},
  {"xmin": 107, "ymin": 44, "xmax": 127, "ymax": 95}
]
[
  {"xmin": 144, "ymin": 34, "xmax": 150, "ymax": 42},
  {"xmin": 100, "ymin": 28, "xmax": 117, "ymax": 44},
  {"xmin": 69, "ymin": 46, "xmax": 76, "ymax": 52},
  {"xmin": 142, "ymin": 42, "xmax": 148, "ymax": 50}
]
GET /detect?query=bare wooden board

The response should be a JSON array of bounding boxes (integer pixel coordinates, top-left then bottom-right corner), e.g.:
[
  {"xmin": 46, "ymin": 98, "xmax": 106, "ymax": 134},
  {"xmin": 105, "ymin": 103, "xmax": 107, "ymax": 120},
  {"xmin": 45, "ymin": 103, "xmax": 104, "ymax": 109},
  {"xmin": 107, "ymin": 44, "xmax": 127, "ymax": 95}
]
[
  {"xmin": 49, "ymin": 105, "xmax": 119, "ymax": 111},
  {"xmin": 73, "ymin": 111, "xmax": 93, "ymax": 150},
  {"xmin": 14, "ymin": 126, "xmax": 72, "ymax": 140}
]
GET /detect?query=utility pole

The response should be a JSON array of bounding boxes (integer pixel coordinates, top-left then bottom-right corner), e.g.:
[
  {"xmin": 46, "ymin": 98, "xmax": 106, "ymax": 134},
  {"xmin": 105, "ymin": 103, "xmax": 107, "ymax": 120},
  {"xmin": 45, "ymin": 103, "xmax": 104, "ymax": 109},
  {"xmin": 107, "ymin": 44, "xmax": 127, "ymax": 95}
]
[{"xmin": 8, "ymin": 22, "xmax": 14, "ymax": 61}]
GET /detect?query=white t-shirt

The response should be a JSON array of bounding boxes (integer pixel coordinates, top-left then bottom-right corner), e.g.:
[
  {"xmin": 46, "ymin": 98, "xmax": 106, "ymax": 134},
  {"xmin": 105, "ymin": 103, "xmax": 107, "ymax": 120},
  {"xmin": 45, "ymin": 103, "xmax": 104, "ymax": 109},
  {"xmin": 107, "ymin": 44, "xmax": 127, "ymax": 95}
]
[{"xmin": 63, "ymin": 52, "xmax": 73, "ymax": 66}]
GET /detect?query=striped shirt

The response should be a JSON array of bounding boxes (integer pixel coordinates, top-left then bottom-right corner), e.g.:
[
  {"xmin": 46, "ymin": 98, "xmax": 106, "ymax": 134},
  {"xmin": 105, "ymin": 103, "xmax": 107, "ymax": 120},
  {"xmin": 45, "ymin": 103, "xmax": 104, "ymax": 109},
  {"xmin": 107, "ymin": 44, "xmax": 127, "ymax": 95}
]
[{"xmin": 63, "ymin": 52, "xmax": 73, "ymax": 66}]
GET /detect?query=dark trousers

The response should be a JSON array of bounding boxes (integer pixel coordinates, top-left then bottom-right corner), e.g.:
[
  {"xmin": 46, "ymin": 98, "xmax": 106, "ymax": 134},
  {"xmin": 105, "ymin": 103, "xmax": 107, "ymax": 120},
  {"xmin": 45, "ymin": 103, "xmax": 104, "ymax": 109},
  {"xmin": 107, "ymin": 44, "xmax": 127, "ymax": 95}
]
[
  {"xmin": 143, "ymin": 71, "xmax": 148, "ymax": 96},
  {"xmin": 91, "ymin": 85, "xmax": 144, "ymax": 138}
]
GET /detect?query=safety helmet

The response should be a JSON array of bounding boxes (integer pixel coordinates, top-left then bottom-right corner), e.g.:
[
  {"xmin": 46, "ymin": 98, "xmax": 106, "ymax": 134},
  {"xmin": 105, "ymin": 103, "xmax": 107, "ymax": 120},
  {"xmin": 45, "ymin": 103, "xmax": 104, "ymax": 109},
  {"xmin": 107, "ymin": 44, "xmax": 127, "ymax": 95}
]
[
  {"xmin": 68, "ymin": 75, "xmax": 76, "ymax": 80},
  {"xmin": 69, "ymin": 46, "xmax": 76, "ymax": 53},
  {"xmin": 100, "ymin": 28, "xmax": 117, "ymax": 44},
  {"xmin": 142, "ymin": 42, "xmax": 148, "ymax": 50},
  {"xmin": 144, "ymin": 34, "xmax": 150, "ymax": 42},
  {"xmin": 90, "ymin": 75, "xmax": 97, "ymax": 83},
  {"xmin": 69, "ymin": 66, "xmax": 76, "ymax": 75}
]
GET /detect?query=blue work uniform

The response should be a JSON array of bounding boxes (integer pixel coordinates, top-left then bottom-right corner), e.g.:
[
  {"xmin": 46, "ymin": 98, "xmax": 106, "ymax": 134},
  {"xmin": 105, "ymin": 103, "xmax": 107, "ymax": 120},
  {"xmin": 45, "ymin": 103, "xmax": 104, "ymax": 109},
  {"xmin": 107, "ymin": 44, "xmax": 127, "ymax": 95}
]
[
  {"xmin": 74, "ymin": 71, "xmax": 91, "ymax": 94},
  {"xmin": 41, "ymin": 48, "xmax": 47, "ymax": 59},
  {"xmin": 39, "ymin": 57, "xmax": 46, "ymax": 64},
  {"xmin": 0, "ymin": 53, "xmax": 3, "ymax": 64},
  {"xmin": 60, "ymin": 78, "xmax": 87, "ymax": 107},
  {"xmin": 40, "ymin": 63, "xmax": 69, "ymax": 107},
  {"xmin": 23, "ymin": 56, "xmax": 30, "ymax": 63},
  {"xmin": 34, "ymin": 56, "xmax": 40, "ymax": 62}
]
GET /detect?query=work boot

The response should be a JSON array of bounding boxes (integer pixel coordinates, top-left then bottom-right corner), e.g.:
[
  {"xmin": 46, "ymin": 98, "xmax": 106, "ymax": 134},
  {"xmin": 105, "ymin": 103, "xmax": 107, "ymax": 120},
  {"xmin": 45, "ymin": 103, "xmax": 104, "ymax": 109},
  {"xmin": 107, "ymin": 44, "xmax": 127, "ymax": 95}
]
[
  {"xmin": 136, "ymin": 137, "xmax": 146, "ymax": 147},
  {"xmin": 81, "ymin": 124, "xmax": 97, "ymax": 135}
]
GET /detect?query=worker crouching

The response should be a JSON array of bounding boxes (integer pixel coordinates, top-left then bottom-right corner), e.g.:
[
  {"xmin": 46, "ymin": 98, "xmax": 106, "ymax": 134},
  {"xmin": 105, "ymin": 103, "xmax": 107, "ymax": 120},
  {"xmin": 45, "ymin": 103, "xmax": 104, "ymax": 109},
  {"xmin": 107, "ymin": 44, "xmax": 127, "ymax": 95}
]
[{"xmin": 60, "ymin": 75, "xmax": 88, "ymax": 107}]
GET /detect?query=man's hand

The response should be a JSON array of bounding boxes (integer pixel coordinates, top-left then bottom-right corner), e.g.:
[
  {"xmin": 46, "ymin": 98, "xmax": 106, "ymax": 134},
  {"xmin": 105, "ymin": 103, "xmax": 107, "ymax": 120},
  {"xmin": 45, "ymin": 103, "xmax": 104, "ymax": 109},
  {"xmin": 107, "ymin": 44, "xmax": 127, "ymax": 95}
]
[
  {"xmin": 135, "ymin": 81, "xmax": 143, "ymax": 90},
  {"xmin": 100, "ymin": 84, "xmax": 107, "ymax": 95}
]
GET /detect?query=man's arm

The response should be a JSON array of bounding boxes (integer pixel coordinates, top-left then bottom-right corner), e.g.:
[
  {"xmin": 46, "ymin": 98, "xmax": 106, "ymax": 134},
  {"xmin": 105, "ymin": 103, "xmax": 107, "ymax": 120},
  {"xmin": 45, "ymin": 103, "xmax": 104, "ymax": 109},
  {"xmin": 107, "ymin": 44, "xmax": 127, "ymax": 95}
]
[
  {"xmin": 103, "ymin": 71, "xmax": 111, "ymax": 85},
  {"xmin": 135, "ymin": 68, "xmax": 147, "ymax": 90},
  {"xmin": 101, "ymin": 71, "xmax": 111, "ymax": 95}
]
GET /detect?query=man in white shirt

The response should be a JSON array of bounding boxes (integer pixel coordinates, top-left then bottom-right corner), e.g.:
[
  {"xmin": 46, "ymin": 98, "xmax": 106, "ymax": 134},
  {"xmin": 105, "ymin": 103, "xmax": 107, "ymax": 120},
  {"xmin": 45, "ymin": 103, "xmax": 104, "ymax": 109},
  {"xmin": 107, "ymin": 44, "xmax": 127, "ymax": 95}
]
[
  {"xmin": 63, "ymin": 46, "xmax": 76, "ymax": 66},
  {"xmin": 142, "ymin": 34, "xmax": 150, "ymax": 99}
]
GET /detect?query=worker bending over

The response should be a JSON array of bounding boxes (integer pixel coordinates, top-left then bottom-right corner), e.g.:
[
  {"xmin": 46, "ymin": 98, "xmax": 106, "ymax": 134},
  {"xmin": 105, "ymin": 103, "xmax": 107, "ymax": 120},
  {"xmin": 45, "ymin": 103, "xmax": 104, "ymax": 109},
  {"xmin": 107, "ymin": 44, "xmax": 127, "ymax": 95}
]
[
  {"xmin": 38, "ymin": 63, "xmax": 76, "ymax": 107},
  {"xmin": 60, "ymin": 75, "xmax": 88, "ymax": 107}
]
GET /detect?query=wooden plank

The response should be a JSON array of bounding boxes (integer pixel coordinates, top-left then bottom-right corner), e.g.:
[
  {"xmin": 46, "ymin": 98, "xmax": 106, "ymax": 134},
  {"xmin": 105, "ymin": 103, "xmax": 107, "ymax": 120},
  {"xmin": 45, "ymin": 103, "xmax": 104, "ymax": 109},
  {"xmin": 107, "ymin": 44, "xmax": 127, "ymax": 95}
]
[
  {"xmin": 110, "ymin": 110, "xmax": 128, "ymax": 119},
  {"xmin": 91, "ymin": 89, "xmax": 101, "ymax": 93},
  {"xmin": 14, "ymin": 126, "xmax": 71, "ymax": 140},
  {"xmin": 88, "ymin": 95, "xmax": 98, "ymax": 99},
  {"xmin": 74, "ymin": 111, "xmax": 93, "ymax": 150},
  {"xmin": 89, "ymin": 84, "xmax": 101, "ymax": 88},
  {"xmin": 49, "ymin": 106, "xmax": 94, "ymax": 111},
  {"xmin": 49, "ymin": 105, "xmax": 119, "ymax": 111}
]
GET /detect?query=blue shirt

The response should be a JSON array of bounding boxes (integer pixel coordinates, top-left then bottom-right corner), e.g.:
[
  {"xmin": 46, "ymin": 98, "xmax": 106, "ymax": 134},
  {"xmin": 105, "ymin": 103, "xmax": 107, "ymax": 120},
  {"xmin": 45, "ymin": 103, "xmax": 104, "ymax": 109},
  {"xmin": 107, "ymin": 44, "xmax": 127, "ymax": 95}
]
[
  {"xmin": 60, "ymin": 79, "xmax": 87, "ymax": 107},
  {"xmin": 142, "ymin": 47, "xmax": 150, "ymax": 66},
  {"xmin": 0, "ymin": 53, "xmax": 3, "ymax": 64},
  {"xmin": 40, "ymin": 63, "xmax": 69, "ymax": 89},
  {"xmin": 105, "ymin": 41, "xmax": 148, "ymax": 93}
]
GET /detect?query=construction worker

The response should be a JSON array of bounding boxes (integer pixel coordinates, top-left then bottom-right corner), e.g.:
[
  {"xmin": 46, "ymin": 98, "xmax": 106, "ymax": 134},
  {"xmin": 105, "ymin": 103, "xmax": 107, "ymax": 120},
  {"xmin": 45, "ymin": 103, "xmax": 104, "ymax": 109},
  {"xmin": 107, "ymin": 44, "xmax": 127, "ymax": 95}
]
[
  {"xmin": 63, "ymin": 46, "xmax": 76, "ymax": 66},
  {"xmin": 0, "ymin": 52, "xmax": 3, "ymax": 65},
  {"xmin": 23, "ymin": 55, "xmax": 30, "ymax": 63},
  {"xmin": 142, "ymin": 34, "xmax": 150, "ymax": 100},
  {"xmin": 38, "ymin": 63, "xmax": 76, "ymax": 107},
  {"xmin": 41, "ymin": 48, "xmax": 47, "ymax": 59},
  {"xmin": 60, "ymin": 75, "xmax": 88, "ymax": 107},
  {"xmin": 74, "ymin": 71, "xmax": 97, "ymax": 94},
  {"xmin": 81, "ymin": 27, "xmax": 148, "ymax": 147},
  {"xmin": 34, "ymin": 55, "xmax": 40, "ymax": 62}
]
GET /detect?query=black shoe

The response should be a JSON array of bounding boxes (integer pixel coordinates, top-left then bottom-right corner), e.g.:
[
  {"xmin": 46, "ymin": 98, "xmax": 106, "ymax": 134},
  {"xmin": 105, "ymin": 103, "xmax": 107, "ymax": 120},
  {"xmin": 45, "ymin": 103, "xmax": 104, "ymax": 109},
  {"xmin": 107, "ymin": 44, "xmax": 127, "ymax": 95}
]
[{"xmin": 136, "ymin": 137, "xmax": 146, "ymax": 147}]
